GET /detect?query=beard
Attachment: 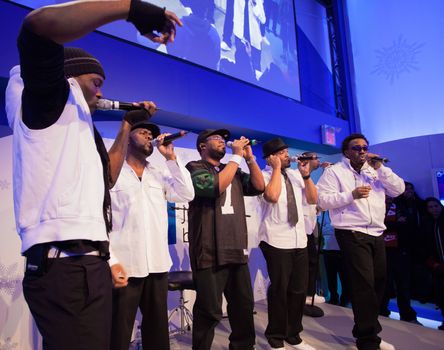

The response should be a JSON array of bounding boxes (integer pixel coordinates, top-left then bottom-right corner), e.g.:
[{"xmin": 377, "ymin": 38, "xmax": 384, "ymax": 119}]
[
  {"xmin": 129, "ymin": 138, "xmax": 153, "ymax": 158},
  {"xmin": 283, "ymin": 159, "xmax": 291, "ymax": 168},
  {"xmin": 208, "ymin": 147, "xmax": 226, "ymax": 161}
]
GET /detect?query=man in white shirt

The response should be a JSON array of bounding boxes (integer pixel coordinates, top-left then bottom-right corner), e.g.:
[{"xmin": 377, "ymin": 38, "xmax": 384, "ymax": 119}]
[
  {"xmin": 317, "ymin": 133, "xmax": 405, "ymax": 350},
  {"xmin": 258, "ymin": 138, "xmax": 317, "ymax": 350},
  {"xmin": 108, "ymin": 122, "xmax": 194, "ymax": 350}
]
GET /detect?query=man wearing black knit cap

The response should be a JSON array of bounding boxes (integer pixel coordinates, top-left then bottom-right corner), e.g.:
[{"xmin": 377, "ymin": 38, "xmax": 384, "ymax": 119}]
[{"xmin": 5, "ymin": 1, "xmax": 181, "ymax": 349}]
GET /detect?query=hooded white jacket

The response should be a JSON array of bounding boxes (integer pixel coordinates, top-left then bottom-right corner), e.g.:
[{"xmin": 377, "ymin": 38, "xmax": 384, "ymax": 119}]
[
  {"xmin": 6, "ymin": 65, "xmax": 107, "ymax": 253},
  {"xmin": 317, "ymin": 157, "xmax": 405, "ymax": 236}
]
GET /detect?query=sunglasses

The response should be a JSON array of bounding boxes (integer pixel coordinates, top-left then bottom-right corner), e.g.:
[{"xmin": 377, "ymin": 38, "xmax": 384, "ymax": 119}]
[
  {"xmin": 206, "ymin": 135, "xmax": 225, "ymax": 142},
  {"xmin": 350, "ymin": 145, "xmax": 369, "ymax": 152}
]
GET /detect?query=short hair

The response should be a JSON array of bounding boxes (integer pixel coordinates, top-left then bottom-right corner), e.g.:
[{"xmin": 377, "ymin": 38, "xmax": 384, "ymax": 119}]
[
  {"xmin": 425, "ymin": 196, "xmax": 443, "ymax": 208},
  {"xmin": 341, "ymin": 133, "xmax": 369, "ymax": 155}
]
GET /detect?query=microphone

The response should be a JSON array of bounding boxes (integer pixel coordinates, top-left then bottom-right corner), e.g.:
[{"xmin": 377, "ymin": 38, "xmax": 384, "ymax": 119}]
[
  {"xmin": 226, "ymin": 139, "xmax": 260, "ymax": 148},
  {"xmin": 97, "ymin": 98, "xmax": 159, "ymax": 111},
  {"xmin": 289, "ymin": 155, "xmax": 317, "ymax": 162},
  {"xmin": 150, "ymin": 130, "xmax": 189, "ymax": 146},
  {"xmin": 368, "ymin": 156, "xmax": 390, "ymax": 163}
]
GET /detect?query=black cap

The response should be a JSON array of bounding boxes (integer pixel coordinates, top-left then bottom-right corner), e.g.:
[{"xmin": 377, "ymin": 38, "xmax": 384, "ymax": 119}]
[
  {"xmin": 130, "ymin": 122, "xmax": 160, "ymax": 138},
  {"xmin": 262, "ymin": 137, "xmax": 288, "ymax": 158},
  {"xmin": 196, "ymin": 129, "xmax": 230, "ymax": 151},
  {"xmin": 64, "ymin": 47, "xmax": 105, "ymax": 79}
]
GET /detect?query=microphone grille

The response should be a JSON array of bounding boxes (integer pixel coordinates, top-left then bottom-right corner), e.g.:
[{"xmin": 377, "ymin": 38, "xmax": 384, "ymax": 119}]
[{"xmin": 96, "ymin": 99, "xmax": 113, "ymax": 110}]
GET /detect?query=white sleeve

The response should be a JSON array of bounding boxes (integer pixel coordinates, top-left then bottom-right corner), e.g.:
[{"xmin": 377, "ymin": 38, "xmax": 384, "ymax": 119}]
[
  {"xmin": 377, "ymin": 165, "xmax": 405, "ymax": 197},
  {"xmin": 317, "ymin": 167, "xmax": 354, "ymax": 210},
  {"xmin": 163, "ymin": 157, "xmax": 195, "ymax": 203}
]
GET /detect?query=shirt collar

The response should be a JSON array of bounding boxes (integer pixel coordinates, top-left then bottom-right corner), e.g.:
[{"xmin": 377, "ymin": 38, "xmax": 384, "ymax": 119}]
[{"xmin": 341, "ymin": 156, "xmax": 370, "ymax": 173}]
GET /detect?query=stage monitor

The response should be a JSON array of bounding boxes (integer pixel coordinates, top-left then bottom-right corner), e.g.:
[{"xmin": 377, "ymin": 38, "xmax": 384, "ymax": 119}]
[{"xmin": 12, "ymin": 0, "xmax": 301, "ymax": 101}]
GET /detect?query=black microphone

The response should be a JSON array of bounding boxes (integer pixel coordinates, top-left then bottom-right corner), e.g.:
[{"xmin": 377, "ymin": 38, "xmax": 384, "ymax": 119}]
[
  {"xmin": 150, "ymin": 131, "xmax": 189, "ymax": 146},
  {"xmin": 289, "ymin": 155, "xmax": 318, "ymax": 162},
  {"xmin": 226, "ymin": 139, "xmax": 260, "ymax": 148},
  {"xmin": 97, "ymin": 98, "xmax": 159, "ymax": 111},
  {"xmin": 369, "ymin": 156, "xmax": 390, "ymax": 163}
]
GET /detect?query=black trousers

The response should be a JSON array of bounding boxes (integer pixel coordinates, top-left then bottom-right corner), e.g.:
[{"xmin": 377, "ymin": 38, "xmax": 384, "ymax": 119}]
[
  {"xmin": 323, "ymin": 250, "xmax": 350, "ymax": 306},
  {"xmin": 260, "ymin": 241, "xmax": 308, "ymax": 349},
  {"xmin": 23, "ymin": 255, "xmax": 112, "ymax": 350},
  {"xmin": 192, "ymin": 264, "xmax": 255, "ymax": 350},
  {"xmin": 306, "ymin": 231, "xmax": 318, "ymax": 296},
  {"xmin": 335, "ymin": 229, "xmax": 386, "ymax": 350},
  {"xmin": 111, "ymin": 272, "xmax": 169, "ymax": 350},
  {"xmin": 380, "ymin": 248, "xmax": 417, "ymax": 321}
]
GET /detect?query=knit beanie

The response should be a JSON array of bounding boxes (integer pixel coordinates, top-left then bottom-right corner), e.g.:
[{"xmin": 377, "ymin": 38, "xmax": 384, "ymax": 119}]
[{"xmin": 64, "ymin": 47, "xmax": 105, "ymax": 79}]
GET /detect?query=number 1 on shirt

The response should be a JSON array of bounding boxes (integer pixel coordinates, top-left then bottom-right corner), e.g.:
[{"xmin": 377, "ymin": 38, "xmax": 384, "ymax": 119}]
[{"xmin": 221, "ymin": 184, "xmax": 234, "ymax": 214}]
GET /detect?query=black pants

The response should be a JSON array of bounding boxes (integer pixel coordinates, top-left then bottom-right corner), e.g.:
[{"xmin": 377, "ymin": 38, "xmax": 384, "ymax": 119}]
[
  {"xmin": 260, "ymin": 241, "xmax": 308, "ymax": 349},
  {"xmin": 380, "ymin": 248, "xmax": 417, "ymax": 321},
  {"xmin": 192, "ymin": 264, "xmax": 255, "ymax": 350},
  {"xmin": 323, "ymin": 249, "xmax": 350, "ymax": 306},
  {"xmin": 306, "ymin": 231, "xmax": 318, "ymax": 296},
  {"xmin": 111, "ymin": 273, "xmax": 169, "ymax": 350},
  {"xmin": 335, "ymin": 229, "xmax": 386, "ymax": 350},
  {"xmin": 23, "ymin": 255, "xmax": 112, "ymax": 350}
]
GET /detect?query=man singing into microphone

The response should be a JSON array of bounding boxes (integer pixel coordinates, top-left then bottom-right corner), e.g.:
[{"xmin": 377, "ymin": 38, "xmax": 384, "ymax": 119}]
[
  {"xmin": 5, "ymin": 1, "xmax": 181, "ymax": 349},
  {"xmin": 317, "ymin": 133, "xmax": 405, "ymax": 350},
  {"xmin": 186, "ymin": 129, "xmax": 265, "ymax": 350},
  {"xmin": 257, "ymin": 138, "xmax": 317, "ymax": 350},
  {"xmin": 108, "ymin": 122, "xmax": 194, "ymax": 350}
]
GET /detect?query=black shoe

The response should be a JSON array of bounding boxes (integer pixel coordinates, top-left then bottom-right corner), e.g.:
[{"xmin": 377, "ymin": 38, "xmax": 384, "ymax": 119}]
[
  {"xmin": 380, "ymin": 309, "xmax": 391, "ymax": 317},
  {"xmin": 438, "ymin": 323, "xmax": 444, "ymax": 331},
  {"xmin": 404, "ymin": 319, "xmax": 423, "ymax": 326}
]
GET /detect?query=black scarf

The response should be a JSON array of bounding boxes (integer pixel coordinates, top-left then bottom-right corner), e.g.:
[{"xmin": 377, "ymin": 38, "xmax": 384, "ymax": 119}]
[{"xmin": 93, "ymin": 125, "xmax": 112, "ymax": 234}]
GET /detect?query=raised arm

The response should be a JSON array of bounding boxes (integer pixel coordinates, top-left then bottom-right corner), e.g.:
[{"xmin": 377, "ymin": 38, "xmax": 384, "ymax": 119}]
[
  {"xmin": 24, "ymin": 1, "xmax": 131, "ymax": 44},
  {"xmin": 23, "ymin": 0, "xmax": 181, "ymax": 45},
  {"xmin": 218, "ymin": 138, "xmax": 250, "ymax": 193},
  {"xmin": 298, "ymin": 161, "xmax": 317, "ymax": 204},
  {"xmin": 263, "ymin": 155, "xmax": 282, "ymax": 203}
]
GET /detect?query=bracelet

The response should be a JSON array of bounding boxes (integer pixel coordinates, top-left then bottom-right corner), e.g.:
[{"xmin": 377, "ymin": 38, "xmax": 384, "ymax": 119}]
[
  {"xmin": 302, "ymin": 174, "xmax": 310, "ymax": 180},
  {"xmin": 246, "ymin": 156, "xmax": 256, "ymax": 165},
  {"xmin": 230, "ymin": 154, "xmax": 243, "ymax": 165}
]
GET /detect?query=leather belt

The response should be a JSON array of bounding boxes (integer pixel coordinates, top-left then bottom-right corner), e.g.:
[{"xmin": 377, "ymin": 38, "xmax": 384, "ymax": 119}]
[{"xmin": 47, "ymin": 247, "xmax": 101, "ymax": 258}]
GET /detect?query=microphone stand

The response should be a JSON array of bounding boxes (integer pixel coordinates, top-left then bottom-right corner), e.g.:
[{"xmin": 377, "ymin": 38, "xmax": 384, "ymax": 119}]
[{"xmin": 303, "ymin": 211, "xmax": 326, "ymax": 318}]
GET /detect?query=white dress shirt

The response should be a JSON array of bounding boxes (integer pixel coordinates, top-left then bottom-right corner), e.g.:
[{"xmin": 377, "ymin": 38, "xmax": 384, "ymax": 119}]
[
  {"xmin": 258, "ymin": 166, "xmax": 308, "ymax": 249},
  {"xmin": 317, "ymin": 157, "xmax": 405, "ymax": 236},
  {"xmin": 109, "ymin": 158, "xmax": 194, "ymax": 277},
  {"xmin": 302, "ymin": 198, "xmax": 317, "ymax": 235}
]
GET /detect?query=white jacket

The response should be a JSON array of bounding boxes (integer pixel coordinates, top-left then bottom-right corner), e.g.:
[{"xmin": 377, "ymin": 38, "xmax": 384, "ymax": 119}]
[
  {"xmin": 317, "ymin": 157, "xmax": 405, "ymax": 236},
  {"xmin": 6, "ymin": 66, "xmax": 107, "ymax": 253}
]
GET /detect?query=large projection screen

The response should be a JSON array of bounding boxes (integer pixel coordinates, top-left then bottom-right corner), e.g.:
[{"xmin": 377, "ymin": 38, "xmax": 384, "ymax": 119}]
[{"xmin": 12, "ymin": 0, "xmax": 301, "ymax": 101}]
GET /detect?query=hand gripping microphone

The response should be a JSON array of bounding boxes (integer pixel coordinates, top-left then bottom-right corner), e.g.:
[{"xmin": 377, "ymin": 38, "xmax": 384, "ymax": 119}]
[
  {"xmin": 226, "ymin": 139, "xmax": 260, "ymax": 148},
  {"xmin": 150, "ymin": 131, "xmax": 189, "ymax": 146}
]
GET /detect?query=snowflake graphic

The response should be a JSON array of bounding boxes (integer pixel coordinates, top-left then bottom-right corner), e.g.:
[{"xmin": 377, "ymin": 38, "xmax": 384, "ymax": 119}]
[
  {"xmin": 0, "ymin": 180, "xmax": 10, "ymax": 190},
  {"xmin": 372, "ymin": 36, "xmax": 424, "ymax": 83},
  {"xmin": 0, "ymin": 337, "xmax": 18, "ymax": 350},
  {"xmin": 0, "ymin": 262, "xmax": 21, "ymax": 296}
]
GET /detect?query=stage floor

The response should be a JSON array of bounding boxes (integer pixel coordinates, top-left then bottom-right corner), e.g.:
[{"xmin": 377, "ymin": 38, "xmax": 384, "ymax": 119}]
[{"xmin": 166, "ymin": 300, "xmax": 443, "ymax": 350}]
